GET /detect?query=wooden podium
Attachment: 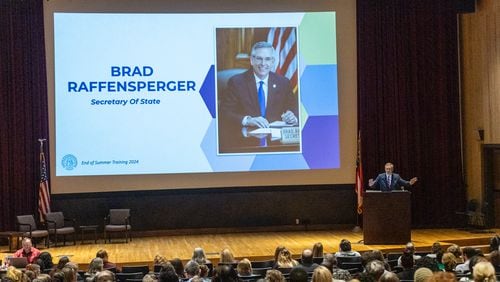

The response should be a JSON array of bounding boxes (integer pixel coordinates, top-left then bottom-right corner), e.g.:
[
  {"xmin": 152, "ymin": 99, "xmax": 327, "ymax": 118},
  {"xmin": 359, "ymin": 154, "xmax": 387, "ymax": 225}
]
[{"xmin": 363, "ymin": 190, "xmax": 411, "ymax": 244}]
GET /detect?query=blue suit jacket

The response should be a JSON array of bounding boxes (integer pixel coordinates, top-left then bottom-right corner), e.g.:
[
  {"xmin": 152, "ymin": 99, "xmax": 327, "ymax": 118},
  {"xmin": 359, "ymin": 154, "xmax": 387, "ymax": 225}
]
[
  {"xmin": 220, "ymin": 69, "xmax": 298, "ymax": 127},
  {"xmin": 372, "ymin": 173, "xmax": 411, "ymax": 192}
]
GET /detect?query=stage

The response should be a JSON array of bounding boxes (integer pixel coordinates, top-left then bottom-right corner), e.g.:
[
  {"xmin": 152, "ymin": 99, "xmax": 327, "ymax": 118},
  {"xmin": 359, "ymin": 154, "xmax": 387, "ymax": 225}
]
[{"xmin": 1, "ymin": 227, "xmax": 498, "ymax": 269}]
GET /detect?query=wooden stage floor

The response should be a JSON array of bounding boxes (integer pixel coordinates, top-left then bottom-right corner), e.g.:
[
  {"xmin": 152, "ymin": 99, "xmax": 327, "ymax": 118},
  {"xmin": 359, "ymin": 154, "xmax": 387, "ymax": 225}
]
[{"xmin": 1, "ymin": 228, "xmax": 499, "ymax": 269}]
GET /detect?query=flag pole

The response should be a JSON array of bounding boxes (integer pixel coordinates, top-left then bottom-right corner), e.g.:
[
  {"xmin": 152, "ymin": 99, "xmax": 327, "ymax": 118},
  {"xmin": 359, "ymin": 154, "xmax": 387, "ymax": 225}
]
[{"xmin": 353, "ymin": 131, "xmax": 363, "ymax": 233}]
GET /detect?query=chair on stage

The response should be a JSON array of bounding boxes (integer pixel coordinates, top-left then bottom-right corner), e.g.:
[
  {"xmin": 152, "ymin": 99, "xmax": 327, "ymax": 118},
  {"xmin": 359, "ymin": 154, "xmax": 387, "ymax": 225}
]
[
  {"xmin": 45, "ymin": 211, "xmax": 76, "ymax": 246},
  {"xmin": 16, "ymin": 214, "xmax": 49, "ymax": 248},
  {"xmin": 104, "ymin": 209, "xmax": 132, "ymax": 243}
]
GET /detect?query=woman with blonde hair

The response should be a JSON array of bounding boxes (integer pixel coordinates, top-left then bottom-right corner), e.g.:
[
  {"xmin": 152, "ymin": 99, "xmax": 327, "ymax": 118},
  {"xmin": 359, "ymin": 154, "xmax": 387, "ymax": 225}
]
[
  {"xmin": 220, "ymin": 248, "xmax": 237, "ymax": 264},
  {"xmin": 275, "ymin": 248, "xmax": 298, "ymax": 268},
  {"xmin": 265, "ymin": 269, "xmax": 285, "ymax": 282},
  {"xmin": 236, "ymin": 258, "xmax": 253, "ymax": 276},
  {"xmin": 473, "ymin": 261, "xmax": 497, "ymax": 282},
  {"xmin": 441, "ymin": 252, "xmax": 457, "ymax": 272},
  {"xmin": 312, "ymin": 266, "xmax": 333, "ymax": 282},
  {"xmin": 153, "ymin": 254, "xmax": 168, "ymax": 265}
]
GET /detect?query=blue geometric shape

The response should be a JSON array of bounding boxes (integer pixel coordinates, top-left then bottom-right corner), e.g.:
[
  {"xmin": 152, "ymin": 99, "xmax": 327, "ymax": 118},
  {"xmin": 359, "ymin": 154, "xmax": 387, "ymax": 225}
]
[
  {"xmin": 302, "ymin": 115, "xmax": 339, "ymax": 169},
  {"xmin": 199, "ymin": 65, "xmax": 216, "ymax": 118},
  {"xmin": 300, "ymin": 64, "xmax": 338, "ymax": 116},
  {"xmin": 250, "ymin": 152, "xmax": 309, "ymax": 171},
  {"xmin": 200, "ymin": 119, "xmax": 255, "ymax": 171}
]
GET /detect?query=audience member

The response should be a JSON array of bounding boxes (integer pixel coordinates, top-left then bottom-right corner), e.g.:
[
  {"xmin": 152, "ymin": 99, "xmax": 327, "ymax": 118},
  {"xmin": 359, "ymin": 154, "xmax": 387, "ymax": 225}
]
[
  {"xmin": 447, "ymin": 244, "xmax": 464, "ymax": 263},
  {"xmin": 143, "ymin": 274, "xmax": 157, "ymax": 282},
  {"xmin": 397, "ymin": 242, "xmax": 421, "ymax": 267},
  {"xmin": 191, "ymin": 248, "xmax": 211, "ymax": 265},
  {"xmin": 154, "ymin": 255, "xmax": 168, "ymax": 266},
  {"xmin": 456, "ymin": 247, "xmax": 479, "ymax": 273},
  {"xmin": 273, "ymin": 246, "xmax": 286, "ymax": 267},
  {"xmin": 36, "ymin": 252, "xmax": 54, "ymax": 274},
  {"xmin": 220, "ymin": 248, "xmax": 237, "ymax": 264},
  {"xmin": 489, "ymin": 235, "xmax": 500, "ymax": 253},
  {"xmin": 198, "ymin": 264, "xmax": 211, "ymax": 282},
  {"xmin": 185, "ymin": 261, "xmax": 201, "ymax": 280},
  {"xmin": 212, "ymin": 264, "xmax": 239, "ymax": 282},
  {"xmin": 62, "ymin": 266, "xmax": 78, "ymax": 282},
  {"xmin": 311, "ymin": 266, "xmax": 333, "ymax": 282},
  {"xmin": 312, "ymin": 243, "xmax": 324, "ymax": 259},
  {"xmin": 415, "ymin": 256, "xmax": 439, "ymax": 272},
  {"xmin": 365, "ymin": 260, "xmax": 385, "ymax": 281},
  {"xmin": 397, "ymin": 251, "xmax": 415, "ymax": 281},
  {"xmin": 297, "ymin": 249, "xmax": 319, "ymax": 272},
  {"xmin": 14, "ymin": 238, "xmax": 41, "ymax": 264},
  {"xmin": 289, "ymin": 267, "xmax": 308, "ymax": 282},
  {"xmin": 320, "ymin": 253, "xmax": 337, "ymax": 273},
  {"xmin": 275, "ymin": 248, "xmax": 298, "ymax": 268},
  {"xmin": 472, "ymin": 261, "xmax": 496, "ymax": 282},
  {"xmin": 489, "ymin": 250, "xmax": 500, "ymax": 272},
  {"xmin": 96, "ymin": 249, "xmax": 118, "ymax": 271},
  {"xmin": 170, "ymin": 258, "xmax": 185, "ymax": 278},
  {"xmin": 426, "ymin": 272, "xmax": 456, "ymax": 282},
  {"xmin": 331, "ymin": 269, "xmax": 351, "ymax": 282},
  {"xmin": 158, "ymin": 264, "xmax": 179, "ymax": 282},
  {"xmin": 94, "ymin": 270, "xmax": 116, "ymax": 282},
  {"xmin": 6, "ymin": 266, "xmax": 29, "ymax": 282},
  {"xmin": 413, "ymin": 267, "xmax": 433, "ymax": 282},
  {"xmin": 379, "ymin": 272, "xmax": 400, "ymax": 282},
  {"xmin": 236, "ymin": 258, "xmax": 252, "ymax": 276},
  {"xmin": 426, "ymin": 242, "xmax": 442, "ymax": 259},
  {"xmin": 265, "ymin": 269, "xmax": 285, "ymax": 282},
  {"xmin": 86, "ymin": 257, "xmax": 104, "ymax": 279},
  {"xmin": 50, "ymin": 256, "xmax": 71, "ymax": 277},
  {"xmin": 335, "ymin": 239, "xmax": 360, "ymax": 257},
  {"xmin": 441, "ymin": 252, "xmax": 457, "ymax": 272}
]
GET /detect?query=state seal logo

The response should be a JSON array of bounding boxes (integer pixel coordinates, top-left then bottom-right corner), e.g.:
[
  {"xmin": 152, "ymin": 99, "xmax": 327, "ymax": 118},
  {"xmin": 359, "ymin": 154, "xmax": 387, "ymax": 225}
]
[{"xmin": 62, "ymin": 154, "xmax": 78, "ymax": 170}]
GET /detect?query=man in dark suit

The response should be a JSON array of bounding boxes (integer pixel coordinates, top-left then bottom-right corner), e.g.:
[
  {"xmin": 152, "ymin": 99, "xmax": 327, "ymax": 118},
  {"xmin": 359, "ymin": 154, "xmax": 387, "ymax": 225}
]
[
  {"xmin": 368, "ymin": 162, "xmax": 418, "ymax": 191},
  {"xmin": 220, "ymin": 41, "xmax": 298, "ymax": 128}
]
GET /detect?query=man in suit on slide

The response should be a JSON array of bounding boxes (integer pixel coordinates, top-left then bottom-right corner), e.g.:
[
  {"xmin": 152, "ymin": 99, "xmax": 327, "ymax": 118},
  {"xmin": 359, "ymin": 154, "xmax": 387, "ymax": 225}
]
[
  {"xmin": 368, "ymin": 162, "xmax": 418, "ymax": 191},
  {"xmin": 220, "ymin": 41, "xmax": 298, "ymax": 128}
]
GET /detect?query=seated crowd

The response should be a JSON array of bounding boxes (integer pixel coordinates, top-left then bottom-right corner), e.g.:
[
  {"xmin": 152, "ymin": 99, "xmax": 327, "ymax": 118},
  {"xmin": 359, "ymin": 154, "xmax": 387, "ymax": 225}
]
[{"xmin": 2, "ymin": 236, "xmax": 500, "ymax": 282}]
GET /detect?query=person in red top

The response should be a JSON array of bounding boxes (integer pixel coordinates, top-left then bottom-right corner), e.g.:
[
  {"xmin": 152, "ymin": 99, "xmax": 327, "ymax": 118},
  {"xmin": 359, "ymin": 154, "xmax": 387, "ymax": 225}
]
[{"xmin": 13, "ymin": 238, "xmax": 41, "ymax": 263}]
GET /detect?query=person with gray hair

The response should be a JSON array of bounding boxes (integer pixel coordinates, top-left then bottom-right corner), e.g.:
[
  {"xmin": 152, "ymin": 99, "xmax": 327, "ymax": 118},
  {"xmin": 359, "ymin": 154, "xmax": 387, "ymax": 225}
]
[
  {"xmin": 220, "ymin": 41, "xmax": 298, "ymax": 129},
  {"xmin": 365, "ymin": 260, "xmax": 385, "ymax": 281},
  {"xmin": 185, "ymin": 261, "xmax": 201, "ymax": 280}
]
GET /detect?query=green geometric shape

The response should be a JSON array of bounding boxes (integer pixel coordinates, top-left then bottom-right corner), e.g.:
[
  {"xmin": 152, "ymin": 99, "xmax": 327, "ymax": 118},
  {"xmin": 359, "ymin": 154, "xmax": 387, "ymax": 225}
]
[{"xmin": 298, "ymin": 12, "xmax": 336, "ymax": 65}]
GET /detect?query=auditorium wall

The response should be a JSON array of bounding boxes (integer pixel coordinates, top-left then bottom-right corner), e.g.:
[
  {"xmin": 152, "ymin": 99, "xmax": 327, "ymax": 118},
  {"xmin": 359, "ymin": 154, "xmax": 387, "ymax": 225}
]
[
  {"xmin": 51, "ymin": 185, "xmax": 356, "ymax": 232},
  {"xmin": 460, "ymin": 0, "xmax": 500, "ymax": 206}
]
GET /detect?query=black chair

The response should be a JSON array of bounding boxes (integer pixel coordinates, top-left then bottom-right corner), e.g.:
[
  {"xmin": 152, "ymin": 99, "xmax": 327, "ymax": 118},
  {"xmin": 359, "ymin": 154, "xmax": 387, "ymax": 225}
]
[
  {"xmin": 312, "ymin": 257, "xmax": 323, "ymax": 264},
  {"xmin": 336, "ymin": 256, "xmax": 362, "ymax": 269},
  {"xmin": 104, "ymin": 209, "xmax": 132, "ymax": 243},
  {"xmin": 386, "ymin": 252, "xmax": 401, "ymax": 261},
  {"xmin": 341, "ymin": 262, "xmax": 363, "ymax": 273},
  {"xmin": 116, "ymin": 272, "xmax": 144, "ymax": 282},
  {"xmin": 153, "ymin": 265, "xmax": 162, "ymax": 273},
  {"xmin": 252, "ymin": 268, "xmax": 271, "ymax": 277},
  {"xmin": 16, "ymin": 214, "xmax": 49, "ymax": 248},
  {"xmin": 218, "ymin": 262, "xmax": 238, "ymax": 269},
  {"xmin": 121, "ymin": 265, "xmax": 149, "ymax": 276},
  {"xmin": 45, "ymin": 211, "xmax": 76, "ymax": 246},
  {"xmin": 251, "ymin": 260, "xmax": 274, "ymax": 268},
  {"xmin": 276, "ymin": 267, "xmax": 292, "ymax": 274},
  {"xmin": 238, "ymin": 274, "xmax": 262, "ymax": 282}
]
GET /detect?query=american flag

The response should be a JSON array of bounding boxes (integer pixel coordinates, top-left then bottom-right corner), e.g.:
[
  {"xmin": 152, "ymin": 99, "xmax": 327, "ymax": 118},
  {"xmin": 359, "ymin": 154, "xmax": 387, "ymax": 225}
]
[
  {"xmin": 355, "ymin": 131, "xmax": 364, "ymax": 214},
  {"xmin": 267, "ymin": 27, "xmax": 298, "ymax": 93},
  {"xmin": 38, "ymin": 146, "xmax": 51, "ymax": 221}
]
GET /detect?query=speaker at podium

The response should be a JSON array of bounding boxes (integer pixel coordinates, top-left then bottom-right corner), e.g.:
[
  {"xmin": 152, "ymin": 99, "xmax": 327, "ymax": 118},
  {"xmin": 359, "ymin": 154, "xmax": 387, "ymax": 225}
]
[{"xmin": 363, "ymin": 190, "xmax": 411, "ymax": 244}]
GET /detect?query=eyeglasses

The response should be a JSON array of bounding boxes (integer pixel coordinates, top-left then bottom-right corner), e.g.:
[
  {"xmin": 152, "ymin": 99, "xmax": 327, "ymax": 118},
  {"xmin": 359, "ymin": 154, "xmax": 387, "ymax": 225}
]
[{"xmin": 252, "ymin": 56, "xmax": 274, "ymax": 63}]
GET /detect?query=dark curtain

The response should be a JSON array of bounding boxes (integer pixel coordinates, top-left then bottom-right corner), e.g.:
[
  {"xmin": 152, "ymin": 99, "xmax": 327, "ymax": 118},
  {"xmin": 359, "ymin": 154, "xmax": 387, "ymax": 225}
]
[
  {"xmin": 0, "ymin": 0, "xmax": 48, "ymax": 230},
  {"xmin": 357, "ymin": 0, "xmax": 466, "ymax": 226}
]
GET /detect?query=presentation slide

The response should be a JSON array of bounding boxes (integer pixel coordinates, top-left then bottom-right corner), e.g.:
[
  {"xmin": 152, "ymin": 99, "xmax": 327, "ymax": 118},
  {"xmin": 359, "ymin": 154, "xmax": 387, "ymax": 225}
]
[{"xmin": 54, "ymin": 12, "xmax": 339, "ymax": 176}]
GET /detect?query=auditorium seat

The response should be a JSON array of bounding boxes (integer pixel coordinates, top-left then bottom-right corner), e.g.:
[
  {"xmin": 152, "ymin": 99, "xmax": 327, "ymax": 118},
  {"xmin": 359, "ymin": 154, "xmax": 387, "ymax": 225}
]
[
  {"xmin": 45, "ymin": 211, "xmax": 76, "ymax": 246},
  {"xmin": 251, "ymin": 260, "xmax": 274, "ymax": 268},
  {"xmin": 16, "ymin": 214, "xmax": 49, "ymax": 248},
  {"xmin": 252, "ymin": 267, "xmax": 271, "ymax": 277},
  {"xmin": 116, "ymin": 272, "xmax": 144, "ymax": 282},
  {"xmin": 121, "ymin": 265, "xmax": 149, "ymax": 275},
  {"xmin": 336, "ymin": 256, "xmax": 362, "ymax": 269},
  {"xmin": 104, "ymin": 209, "xmax": 132, "ymax": 243}
]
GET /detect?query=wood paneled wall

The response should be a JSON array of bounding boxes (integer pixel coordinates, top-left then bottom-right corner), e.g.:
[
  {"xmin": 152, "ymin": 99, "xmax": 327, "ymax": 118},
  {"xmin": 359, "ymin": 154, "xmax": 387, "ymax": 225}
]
[{"xmin": 460, "ymin": 0, "xmax": 500, "ymax": 203}]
